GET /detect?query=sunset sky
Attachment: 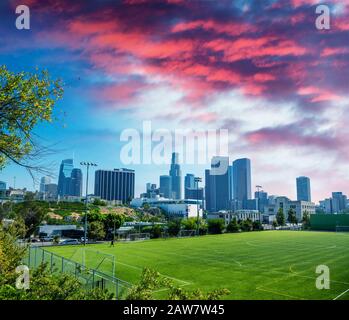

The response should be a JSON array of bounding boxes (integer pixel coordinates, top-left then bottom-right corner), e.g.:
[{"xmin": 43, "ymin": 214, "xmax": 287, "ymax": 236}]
[{"xmin": 0, "ymin": 0, "xmax": 348, "ymax": 202}]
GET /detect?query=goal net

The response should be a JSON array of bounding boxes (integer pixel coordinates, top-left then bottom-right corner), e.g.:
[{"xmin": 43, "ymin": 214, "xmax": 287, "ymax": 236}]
[
  {"xmin": 126, "ymin": 233, "xmax": 151, "ymax": 241},
  {"xmin": 178, "ymin": 230, "xmax": 196, "ymax": 238},
  {"xmin": 335, "ymin": 226, "xmax": 349, "ymax": 233},
  {"xmin": 67, "ymin": 248, "xmax": 116, "ymax": 277}
]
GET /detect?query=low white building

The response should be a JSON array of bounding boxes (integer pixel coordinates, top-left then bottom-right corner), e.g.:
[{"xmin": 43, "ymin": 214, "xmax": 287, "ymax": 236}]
[
  {"xmin": 207, "ymin": 210, "xmax": 261, "ymax": 226},
  {"xmin": 130, "ymin": 197, "xmax": 203, "ymax": 219},
  {"xmin": 39, "ymin": 224, "xmax": 77, "ymax": 237}
]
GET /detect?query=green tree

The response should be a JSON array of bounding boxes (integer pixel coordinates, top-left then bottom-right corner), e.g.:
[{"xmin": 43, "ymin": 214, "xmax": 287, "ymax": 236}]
[
  {"xmin": 104, "ymin": 213, "xmax": 124, "ymax": 237},
  {"xmin": 287, "ymin": 208, "xmax": 297, "ymax": 225},
  {"xmin": 0, "ymin": 66, "xmax": 63, "ymax": 172},
  {"xmin": 207, "ymin": 219, "xmax": 225, "ymax": 234},
  {"xmin": 252, "ymin": 220, "xmax": 263, "ymax": 231},
  {"xmin": 88, "ymin": 221, "xmax": 106, "ymax": 240},
  {"xmin": 276, "ymin": 208, "xmax": 285, "ymax": 226},
  {"xmin": 302, "ymin": 211, "xmax": 311, "ymax": 229},
  {"xmin": 241, "ymin": 218, "xmax": 253, "ymax": 232},
  {"xmin": 272, "ymin": 220, "xmax": 278, "ymax": 228},
  {"xmin": 226, "ymin": 217, "xmax": 240, "ymax": 233},
  {"xmin": 14, "ymin": 201, "xmax": 47, "ymax": 238},
  {"xmin": 181, "ymin": 217, "xmax": 197, "ymax": 231},
  {"xmin": 167, "ymin": 219, "xmax": 181, "ymax": 236},
  {"xmin": 126, "ymin": 268, "xmax": 230, "ymax": 300}
]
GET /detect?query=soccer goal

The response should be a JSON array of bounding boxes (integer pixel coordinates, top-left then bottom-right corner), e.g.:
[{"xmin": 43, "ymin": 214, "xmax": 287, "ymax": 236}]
[
  {"xmin": 335, "ymin": 226, "xmax": 349, "ymax": 233},
  {"xmin": 126, "ymin": 233, "xmax": 151, "ymax": 241},
  {"xmin": 178, "ymin": 230, "xmax": 196, "ymax": 238},
  {"xmin": 68, "ymin": 248, "xmax": 116, "ymax": 277}
]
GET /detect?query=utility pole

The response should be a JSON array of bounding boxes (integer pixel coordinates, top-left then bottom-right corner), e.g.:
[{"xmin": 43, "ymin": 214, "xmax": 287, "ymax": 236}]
[
  {"xmin": 80, "ymin": 162, "xmax": 98, "ymax": 245},
  {"xmin": 195, "ymin": 177, "xmax": 202, "ymax": 236}
]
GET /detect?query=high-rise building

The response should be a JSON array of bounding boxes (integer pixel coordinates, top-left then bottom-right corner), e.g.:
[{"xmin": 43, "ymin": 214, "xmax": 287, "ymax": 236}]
[
  {"xmin": 40, "ymin": 176, "xmax": 51, "ymax": 193},
  {"xmin": 44, "ymin": 183, "xmax": 58, "ymax": 200},
  {"xmin": 332, "ymin": 192, "xmax": 347, "ymax": 213},
  {"xmin": 159, "ymin": 175, "xmax": 172, "ymax": 199},
  {"xmin": 255, "ymin": 190, "xmax": 268, "ymax": 213},
  {"xmin": 232, "ymin": 158, "xmax": 251, "ymax": 209},
  {"xmin": 169, "ymin": 152, "xmax": 181, "ymax": 199},
  {"xmin": 94, "ymin": 168, "xmax": 135, "ymax": 203},
  {"xmin": 205, "ymin": 156, "xmax": 231, "ymax": 212},
  {"xmin": 58, "ymin": 159, "xmax": 83, "ymax": 197},
  {"xmin": 184, "ymin": 174, "xmax": 203, "ymax": 200},
  {"xmin": 0, "ymin": 181, "xmax": 6, "ymax": 191},
  {"xmin": 296, "ymin": 176, "xmax": 311, "ymax": 202}
]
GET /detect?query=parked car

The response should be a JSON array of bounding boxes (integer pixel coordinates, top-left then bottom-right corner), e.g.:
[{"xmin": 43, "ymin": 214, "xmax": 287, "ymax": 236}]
[{"xmin": 58, "ymin": 238, "xmax": 80, "ymax": 245}]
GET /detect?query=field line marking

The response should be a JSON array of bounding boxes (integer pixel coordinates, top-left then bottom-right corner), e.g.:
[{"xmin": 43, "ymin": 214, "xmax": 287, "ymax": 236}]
[
  {"xmin": 333, "ymin": 288, "xmax": 349, "ymax": 300},
  {"xmin": 116, "ymin": 260, "xmax": 191, "ymax": 285},
  {"xmin": 256, "ymin": 286, "xmax": 305, "ymax": 300}
]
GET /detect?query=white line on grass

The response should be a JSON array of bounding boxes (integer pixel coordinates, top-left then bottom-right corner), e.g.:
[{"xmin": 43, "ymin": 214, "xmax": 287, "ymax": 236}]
[
  {"xmin": 116, "ymin": 260, "xmax": 191, "ymax": 285},
  {"xmin": 333, "ymin": 288, "xmax": 349, "ymax": 300}
]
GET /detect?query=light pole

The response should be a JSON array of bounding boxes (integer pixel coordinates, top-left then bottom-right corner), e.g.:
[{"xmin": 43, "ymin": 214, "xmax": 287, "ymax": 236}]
[
  {"xmin": 195, "ymin": 177, "xmax": 202, "ymax": 236},
  {"xmin": 80, "ymin": 162, "xmax": 97, "ymax": 245}
]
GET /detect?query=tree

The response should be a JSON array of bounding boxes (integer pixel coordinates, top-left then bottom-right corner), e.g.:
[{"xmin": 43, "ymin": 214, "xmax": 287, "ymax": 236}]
[
  {"xmin": 276, "ymin": 208, "xmax": 285, "ymax": 226},
  {"xmin": 252, "ymin": 220, "xmax": 263, "ymax": 231},
  {"xmin": 226, "ymin": 217, "xmax": 240, "ymax": 233},
  {"xmin": 88, "ymin": 221, "xmax": 106, "ymax": 240},
  {"xmin": 126, "ymin": 267, "xmax": 230, "ymax": 300},
  {"xmin": 0, "ymin": 66, "xmax": 63, "ymax": 174},
  {"xmin": 15, "ymin": 201, "xmax": 47, "ymax": 237},
  {"xmin": 168, "ymin": 219, "xmax": 181, "ymax": 236},
  {"xmin": 287, "ymin": 208, "xmax": 297, "ymax": 225},
  {"xmin": 181, "ymin": 217, "xmax": 197, "ymax": 231},
  {"xmin": 240, "ymin": 219, "xmax": 253, "ymax": 232},
  {"xmin": 272, "ymin": 220, "xmax": 278, "ymax": 229},
  {"xmin": 104, "ymin": 213, "xmax": 124, "ymax": 238},
  {"xmin": 302, "ymin": 211, "xmax": 311, "ymax": 229},
  {"xmin": 207, "ymin": 219, "xmax": 225, "ymax": 234}
]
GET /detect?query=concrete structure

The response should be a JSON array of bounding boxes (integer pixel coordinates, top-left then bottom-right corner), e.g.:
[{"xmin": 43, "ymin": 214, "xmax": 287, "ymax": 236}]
[
  {"xmin": 207, "ymin": 210, "xmax": 260, "ymax": 226},
  {"xmin": 296, "ymin": 176, "xmax": 311, "ymax": 202},
  {"xmin": 94, "ymin": 168, "xmax": 135, "ymax": 204},
  {"xmin": 265, "ymin": 196, "xmax": 315, "ymax": 221},
  {"xmin": 169, "ymin": 152, "xmax": 182, "ymax": 199},
  {"xmin": 38, "ymin": 224, "xmax": 77, "ymax": 237},
  {"xmin": 232, "ymin": 158, "xmax": 251, "ymax": 209},
  {"xmin": 159, "ymin": 175, "xmax": 172, "ymax": 199},
  {"xmin": 205, "ymin": 156, "xmax": 231, "ymax": 212},
  {"xmin": 130, "ymin": 197, "xmax": 203, "ymax": 219}
]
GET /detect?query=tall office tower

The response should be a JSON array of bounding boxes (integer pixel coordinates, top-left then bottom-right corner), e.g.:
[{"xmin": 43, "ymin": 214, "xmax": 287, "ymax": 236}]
[
  {"xmin": 159, "ymin": 175, "xmax": 172, "ymax": 199},
  {"xmin": 332, "ymin": 192, "xmax": 347, "ymax": 213},
  {"xmin": 94, "ymin": 168, "xmax": 135, "ymax": 203},
  {"xmin": 184, "ymin": 174, "xmax": 203, "ymax": 200},
  {"xmin": 169, "ymin": 152, "xmax": 182, "ymax": 199},
  {"xmin": 40, "ymin": 176, "xmax": 51, "ymax": 193},
  {"xmin": 0, "ymin": 181, "xmax": 6, "ymax": 191},
  {"xmin": 58, "ymin": 159, "xmax": 74, "ymax": 197},
  {"xmin": 296, "ymin": 176, "xmax": 311, "ymax": 202},
  {"xmin": 205, "ymin": 156, "xmax": 231, "ymax": 212},
  {"xmin": 44, "ymin": 183, "xmax": 58, "ymax": 200},
  {"xmin": 71, "ymin": 168, "xmax": 83, "ymax": 197},
  {"xmin": 255, "ymin": 190, "xmax": 268, "ymax": 213},
  {"xmin": 233, "ymin": 158, "xmax": 252, "ymax": 209}
]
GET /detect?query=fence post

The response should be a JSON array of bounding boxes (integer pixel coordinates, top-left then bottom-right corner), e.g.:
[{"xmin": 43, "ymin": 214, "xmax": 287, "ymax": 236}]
[
  {"xmin": 62, "ymin": 257, "xmax": 64, "ymax": 273},
  {"xmin": 50, "ymin": 253, "xmax": 53, "ymax": 272},
  {"xmin": 75, "ymin": 263, "xmax": 78, "ymax": 278},
  {"xmin": 92, "ymin": 270, "xmax": 95, "ymax": 288},
  {"xmin": 42, "ymin": 248, "xmax": 45, "ymax": 263},
  {"xmin": 28, "ymin": 246, "xmax": 31, "ymax": 267},
  {"xmin": 34, "ymin": 247, "xmax": 37, "ymax": 268}
]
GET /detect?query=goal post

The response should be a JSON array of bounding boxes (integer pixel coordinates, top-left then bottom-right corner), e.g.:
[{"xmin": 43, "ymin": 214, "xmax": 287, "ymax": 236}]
[
  {"xmin": 335, "ymin": 225, "xmax": 349, "ymax": 233},
  {"xmin": 126, "ymin": 233, "xmax": 151, "ymax": 241},
  {"xmin": 178, "ymin": 230, "xmax": 196, "ymax": 238},
  {"xmin": 68, "ymin": 248, "xmax": 116, "ymax": 277}
]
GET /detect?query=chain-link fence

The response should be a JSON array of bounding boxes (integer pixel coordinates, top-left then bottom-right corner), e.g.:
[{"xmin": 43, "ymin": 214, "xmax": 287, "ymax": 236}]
[{"xmin": 23, "ymin": 246, "xmax": 132, "ymax": 299}]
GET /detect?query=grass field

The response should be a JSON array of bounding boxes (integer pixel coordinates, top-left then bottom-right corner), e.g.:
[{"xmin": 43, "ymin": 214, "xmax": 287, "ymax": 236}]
[{"xmin": 47, "ymin": 231, "xmax": 349, "ymax": 300}]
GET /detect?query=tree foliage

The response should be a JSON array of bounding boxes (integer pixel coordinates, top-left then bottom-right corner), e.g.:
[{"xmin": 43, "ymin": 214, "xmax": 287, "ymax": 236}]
[
  {"xmin": 226, "ymin": 217, "xmax": 240, "ymax": 233},
  {"xmin": 0, "ymin": 65, "xmax": 63, "ymax": 173},
  {"xmin": 276, "ymin": 208, "xmax": 285, "ymax": 226},
  {"xmin": 207, "ymin": 219, "xmax": 225, "ymax": 234}
]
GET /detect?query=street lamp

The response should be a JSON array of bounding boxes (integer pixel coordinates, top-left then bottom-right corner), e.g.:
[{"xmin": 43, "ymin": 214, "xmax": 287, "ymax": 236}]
[
  {"xmin": 80, "ymin": 162, "xmax": 98, "ymax": 245},
  {"xmin": 195, "ymin": 177, "xmax": 202, "ymax": 236}
]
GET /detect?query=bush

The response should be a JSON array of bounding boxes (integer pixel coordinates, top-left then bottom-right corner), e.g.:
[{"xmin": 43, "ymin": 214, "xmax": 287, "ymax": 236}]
[
  {"xmin": 240, "ymin": 219, "xmax": 253, "ymax": 232},
  {"xmin": 207, "ymin": 219, "xmax": 225, "ymax": 234},
  {"xmin": 252, "ymin": 221, "xmax": 263, "ymax": 231},
  {"xmin": 168, "ymin": 219, "xmax": 181, "ymax": 236},
  {"xmin": 226, "ymin": 218, "xmax": 240, "ymax": 233}
]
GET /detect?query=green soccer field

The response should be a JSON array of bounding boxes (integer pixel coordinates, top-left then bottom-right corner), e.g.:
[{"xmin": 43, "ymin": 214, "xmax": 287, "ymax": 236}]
[{"xmin": 46, "ymin": 231, "xmax": 349, "ymax": 300}]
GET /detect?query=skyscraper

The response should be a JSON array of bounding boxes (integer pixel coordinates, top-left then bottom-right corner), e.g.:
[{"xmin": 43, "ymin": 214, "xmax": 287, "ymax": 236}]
[
  {"xmin": 184, "ymin": 174, "xmax": 203, "ymax": 200},
  {"xmin": 159, "ymin": 175, "xmax": 172, "ymax": 199},
  {"xmin": 0, "ymin": 181, "xmax": 6, "ymax": 191},
  {"xmin": 296, "ymin": 176, "xmax": 311, "ymax": 202},
  {"xmin": 40, "ymin": 176, "xmax": 51, "ymax": 193},
  {"xmin": 94, "ymin": 168, "xmax": 135, "ymax": 203},
  {"xmin": 232, "ymin": 158, "xmax": 252, "ymax": 209},
  {"xmin": 205, "ymin": 156, "xmax": 231, "ymax": 212},
  {"xmin": 57, "ymin": 159, "xmax": 83, "ymax": 197},
  {"xmin": 169, "ymin": 152, "xmax": 181, "ymax": 199}
]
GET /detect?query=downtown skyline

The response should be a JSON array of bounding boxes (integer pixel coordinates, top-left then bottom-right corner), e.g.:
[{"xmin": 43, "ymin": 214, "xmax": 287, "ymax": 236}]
[{"xmin": 0, "ymin": 0, "xmax": 349, "ymax": 202}]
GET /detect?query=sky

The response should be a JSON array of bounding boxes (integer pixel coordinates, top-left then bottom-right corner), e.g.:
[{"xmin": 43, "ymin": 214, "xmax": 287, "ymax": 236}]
[{"xmin": 0, "ymin": 0, "xmax": 349, "ymax": 203}]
